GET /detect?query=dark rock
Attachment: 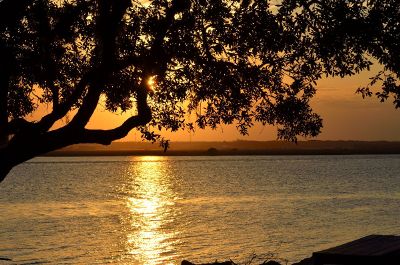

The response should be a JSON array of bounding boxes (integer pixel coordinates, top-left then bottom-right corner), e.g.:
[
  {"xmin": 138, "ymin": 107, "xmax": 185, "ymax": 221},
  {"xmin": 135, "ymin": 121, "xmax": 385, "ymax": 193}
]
[
  {"xmin": 181, "ymin": 261, "xmax": 195, "ymax": 265},
  {"xmin": 292, "ymin": 257, "xmax": 313, "ymax": 265}
]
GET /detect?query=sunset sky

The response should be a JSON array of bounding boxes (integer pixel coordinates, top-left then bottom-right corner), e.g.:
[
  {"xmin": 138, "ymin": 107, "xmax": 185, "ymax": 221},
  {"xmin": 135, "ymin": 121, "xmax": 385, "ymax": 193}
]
[
  {"xmin": 99, "ymin": 5, "xmax": 399, "ymax": 142},
  {"xmin": 83, "ymin": 69, "xmax": 400, "ymax": 142},
  {"xmin": 30, "ymin": 68, "xmax": 400, "ymax": 142},
  {"xmin": 19, "ymin": 1, "xmax": 398, "ymax": 143}
]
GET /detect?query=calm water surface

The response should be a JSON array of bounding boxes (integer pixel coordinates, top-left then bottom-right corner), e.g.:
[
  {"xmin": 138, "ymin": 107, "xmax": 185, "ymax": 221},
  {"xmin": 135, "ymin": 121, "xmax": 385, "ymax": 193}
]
[{"xmin": 1, "ymin": 155, "xmax": 399, "ymax": 264}]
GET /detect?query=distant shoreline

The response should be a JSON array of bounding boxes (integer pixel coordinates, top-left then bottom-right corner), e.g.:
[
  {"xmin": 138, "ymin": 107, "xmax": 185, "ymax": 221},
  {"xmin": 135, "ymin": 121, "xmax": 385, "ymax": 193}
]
[{"xmin": 43, "ymin": 140, "xmax": 400, "ymax": 156}]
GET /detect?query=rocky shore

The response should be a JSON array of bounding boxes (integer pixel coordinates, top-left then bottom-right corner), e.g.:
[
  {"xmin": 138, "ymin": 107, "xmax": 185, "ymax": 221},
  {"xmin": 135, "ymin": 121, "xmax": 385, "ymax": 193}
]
[{"xmin": 181, "ymin": 257, "xmax": 313, "ymax": 265}]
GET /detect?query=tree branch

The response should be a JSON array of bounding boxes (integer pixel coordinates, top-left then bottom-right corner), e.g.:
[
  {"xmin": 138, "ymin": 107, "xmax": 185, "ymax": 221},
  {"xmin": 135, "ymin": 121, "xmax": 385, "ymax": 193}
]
[
  {"xmin": 63, "ymin": 0, "xmax": 133, "ymax": 129},
  {"xmin": 7, "ymin": 118, "xmax": 35, "ymax": 135},
  {"xmin": 81, "ymin": 111, "xmax": 151, "ymax": 145},
  {"xmin": 66, "ymin": 82, "xmax": 102, "ymax": 129},
  {"xmin": 80, "ymin": 77, "xmax": 151, "ymax": 145},
  {"xmin": 34, "ymin": 73, "xmax": 92, "ymax": 132},
  {"xmin": 0, "ymin": 43, "xmax": 10, "ymax": 145}
]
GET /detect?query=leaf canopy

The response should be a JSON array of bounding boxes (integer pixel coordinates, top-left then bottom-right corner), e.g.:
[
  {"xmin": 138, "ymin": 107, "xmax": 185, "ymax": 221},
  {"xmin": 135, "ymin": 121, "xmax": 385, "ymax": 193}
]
[{"xmin": 1, "ymin": 0, "xmax": 400, "ymax": 143}]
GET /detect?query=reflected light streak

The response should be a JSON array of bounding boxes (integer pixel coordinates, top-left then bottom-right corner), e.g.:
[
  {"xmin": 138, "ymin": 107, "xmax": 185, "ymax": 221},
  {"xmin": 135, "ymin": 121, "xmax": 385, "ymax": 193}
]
[{"xmin": 126, "ymin": 156, "xmax": 179, "ymax": 265}]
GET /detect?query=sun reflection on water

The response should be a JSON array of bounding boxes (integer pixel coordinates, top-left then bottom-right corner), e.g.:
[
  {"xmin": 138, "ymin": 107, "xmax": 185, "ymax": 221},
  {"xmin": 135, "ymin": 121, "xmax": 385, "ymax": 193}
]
[{"xmin": 125, "ymin": 156, "xmax": 179, "ymax": 265}]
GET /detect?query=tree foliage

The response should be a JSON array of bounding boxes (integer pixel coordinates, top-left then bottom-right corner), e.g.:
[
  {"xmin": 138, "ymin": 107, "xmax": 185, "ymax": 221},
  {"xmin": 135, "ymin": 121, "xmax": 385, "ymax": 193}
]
[{"xmin": 1, "ymin": 0, "xmax": 400, "ymax": 181}]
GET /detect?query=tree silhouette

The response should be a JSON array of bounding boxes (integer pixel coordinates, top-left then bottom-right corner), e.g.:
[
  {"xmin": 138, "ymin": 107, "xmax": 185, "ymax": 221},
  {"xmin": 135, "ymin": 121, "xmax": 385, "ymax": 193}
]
[{"xmin": 1, "ymin": 0, "xmax": 399, "ymax": 182}]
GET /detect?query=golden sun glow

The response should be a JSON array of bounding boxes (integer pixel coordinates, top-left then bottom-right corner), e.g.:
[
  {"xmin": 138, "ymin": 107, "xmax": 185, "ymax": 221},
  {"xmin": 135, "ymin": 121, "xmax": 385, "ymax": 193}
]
[{"xmin": 147, "ymin": 76, "xmax": 157, "ymax": 91}]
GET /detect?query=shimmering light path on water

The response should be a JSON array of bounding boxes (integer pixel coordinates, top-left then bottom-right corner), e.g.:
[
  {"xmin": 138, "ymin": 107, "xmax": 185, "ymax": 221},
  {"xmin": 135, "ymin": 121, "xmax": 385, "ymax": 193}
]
[
  {"xmin": 125, "ymin": 157, "xmax": 180, "ymax": 264},
  {"xmin": 1, "ymin": 155, "xmax": 399, "ymax": 264}
]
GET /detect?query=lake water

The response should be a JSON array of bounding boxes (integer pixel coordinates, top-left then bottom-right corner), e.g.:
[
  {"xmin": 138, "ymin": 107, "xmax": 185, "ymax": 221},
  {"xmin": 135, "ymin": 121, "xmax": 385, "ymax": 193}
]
[{"xmin": 1, "ymin": 155, "xmax": 399, "ymax": 264}]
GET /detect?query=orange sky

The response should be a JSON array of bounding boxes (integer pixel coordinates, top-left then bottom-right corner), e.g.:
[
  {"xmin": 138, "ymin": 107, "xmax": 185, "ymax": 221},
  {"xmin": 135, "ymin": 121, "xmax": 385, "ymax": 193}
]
[
  {"xmin": 31, "ymin": 69, "xmax": 400, "ymax": 142},
  {"xmin": 85, "ymin": 70, "xmax": 400, "ymax": 142},
  {"xmin": 23, "ymin": 2, "xmax": 400, "ymax": 143}
]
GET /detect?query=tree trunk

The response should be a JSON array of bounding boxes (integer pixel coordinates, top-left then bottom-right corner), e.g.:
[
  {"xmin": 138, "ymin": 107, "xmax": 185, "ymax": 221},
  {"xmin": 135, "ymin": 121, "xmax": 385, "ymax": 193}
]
[
  {"xmin": 0, "ymin": 162, "xmax": 11, "ymax": 183},
  {"xmin": 0, "ymin": 90, "xmax": 151, "ymax": 183},
  {"xmin": 0, "ymin": 148, "xmax": 12, "ymax": 182},
  {"xmin": 0, "ymin": 42, "xmax": 10, "ymax": 148},
  {"xmin": 0, "ymin": 129, "xmax": 71, "ymax": 183}
]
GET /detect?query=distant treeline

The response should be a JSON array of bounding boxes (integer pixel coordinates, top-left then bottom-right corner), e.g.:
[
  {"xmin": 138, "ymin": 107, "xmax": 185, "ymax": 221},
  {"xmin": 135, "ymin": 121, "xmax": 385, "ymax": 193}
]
[{"xmin": 45, "ymin": 141, "xmax": 400, "ymax": 156}]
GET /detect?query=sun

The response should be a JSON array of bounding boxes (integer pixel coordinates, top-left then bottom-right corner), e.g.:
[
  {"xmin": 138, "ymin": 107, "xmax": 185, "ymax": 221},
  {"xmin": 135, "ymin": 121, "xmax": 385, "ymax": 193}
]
[{"xmin": 147, "ymin": 76, "xmax": 157, "ymax": 91}]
